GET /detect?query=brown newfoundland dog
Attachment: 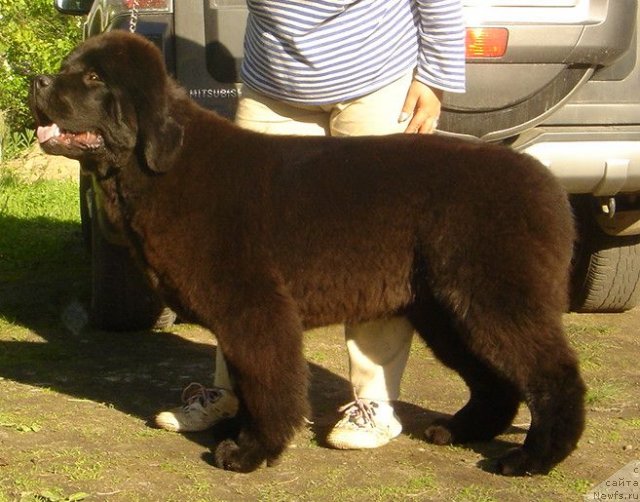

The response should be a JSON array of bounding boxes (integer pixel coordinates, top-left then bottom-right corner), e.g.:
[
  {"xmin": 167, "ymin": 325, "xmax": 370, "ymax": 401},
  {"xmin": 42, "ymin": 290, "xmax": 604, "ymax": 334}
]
[{"xmin": 30, "ymin": 31, "xmax": 585, "ymax": 475}]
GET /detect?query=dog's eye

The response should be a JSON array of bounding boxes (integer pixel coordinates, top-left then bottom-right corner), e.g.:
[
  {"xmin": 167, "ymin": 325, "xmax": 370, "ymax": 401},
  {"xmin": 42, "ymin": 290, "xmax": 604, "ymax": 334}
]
[{"xmin": 85, "ymin": 71, "xmax": 103, "ymax": 83}]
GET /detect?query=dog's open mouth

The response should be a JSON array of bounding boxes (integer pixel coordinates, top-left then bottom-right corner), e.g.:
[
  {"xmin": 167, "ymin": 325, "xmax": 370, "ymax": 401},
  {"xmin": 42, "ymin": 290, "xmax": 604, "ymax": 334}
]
[{"xmin": 36, "ymin": 123, "xmax": 104, "ymax": 151}]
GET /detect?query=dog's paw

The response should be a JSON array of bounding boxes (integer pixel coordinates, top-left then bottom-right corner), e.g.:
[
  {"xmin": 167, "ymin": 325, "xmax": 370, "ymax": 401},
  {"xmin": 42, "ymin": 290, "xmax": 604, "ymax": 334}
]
[
  {"xmin": 213, "ymin": 437, "xmax": 271, "ymax": 473},
  {"xmin": 495, "ymin": 447, "xmax": 550, "ymax": 476},
  {"xmin": 213, "ymin": 438, "xmax": 261, "ymax": 472},
  {"xmin": 213, "ymin": 439, "xmax": 239, "ymax": 471},
  {"xmin": 424, "ymin": 420, "xmax": 455, "ymax": 445}
]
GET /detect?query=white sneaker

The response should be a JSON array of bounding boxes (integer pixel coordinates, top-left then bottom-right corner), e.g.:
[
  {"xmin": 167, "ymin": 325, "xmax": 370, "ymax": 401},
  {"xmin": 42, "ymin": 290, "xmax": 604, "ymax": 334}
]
[
  {"xmin": 155, "ymin": 382, "xmax": 239, "ymax": 432},
  {"xmin": 326, "ymin": 399, "xmax": 402, "ymax": 449}
]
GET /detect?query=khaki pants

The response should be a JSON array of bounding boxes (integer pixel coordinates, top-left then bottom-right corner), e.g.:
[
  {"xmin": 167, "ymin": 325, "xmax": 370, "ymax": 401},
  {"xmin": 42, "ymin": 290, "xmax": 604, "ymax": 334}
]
[{"xmin": 216, "ymin": 74, "xmax": 415, "ymax": 403}]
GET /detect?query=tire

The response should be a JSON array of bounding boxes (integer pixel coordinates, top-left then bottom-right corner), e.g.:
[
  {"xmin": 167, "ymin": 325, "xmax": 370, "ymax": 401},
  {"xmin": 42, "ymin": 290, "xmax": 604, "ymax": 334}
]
[
  {"xmin": 570, "ymin": 196, "xmax": 640, "ymax": 313},
  {"xmin": 87, "ymin": 183, "xmax": 176, "ymax": 331}
]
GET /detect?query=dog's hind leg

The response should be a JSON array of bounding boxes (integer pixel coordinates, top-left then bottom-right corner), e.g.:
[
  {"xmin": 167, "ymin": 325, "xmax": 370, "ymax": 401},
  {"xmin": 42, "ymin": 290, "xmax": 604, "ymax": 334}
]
[
  {"xmin": 208, "ymin": 280, "xmax": 310, "ymax": 473},
  {"xmin": 489, "ymin": 319, "xmax": 586, "ymax": 476},
  {"xmin": 408, "ymin": 299, "xmax": 522, "ymax": 446},
  {"xmin": 408, "ymin": 295, "xmax": 585, "ymax": 475}
]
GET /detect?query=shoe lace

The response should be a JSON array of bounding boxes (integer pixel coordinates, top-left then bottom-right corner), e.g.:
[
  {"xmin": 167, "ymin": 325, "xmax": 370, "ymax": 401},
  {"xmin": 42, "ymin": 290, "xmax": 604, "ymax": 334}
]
[
  {"xmin": 180, "ymin": 382, "xmax": 222, "ymax": 408},
  {"xmin": 337, "ymin": 399, "xmax": 379, "ymax": 428}
]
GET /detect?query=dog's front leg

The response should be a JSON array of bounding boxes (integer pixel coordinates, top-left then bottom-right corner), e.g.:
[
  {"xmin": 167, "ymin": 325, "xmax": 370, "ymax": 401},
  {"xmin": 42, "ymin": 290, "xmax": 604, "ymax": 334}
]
[{"xmin": 210, "ymin": 284, "xmax": 310, "ymax": 472}]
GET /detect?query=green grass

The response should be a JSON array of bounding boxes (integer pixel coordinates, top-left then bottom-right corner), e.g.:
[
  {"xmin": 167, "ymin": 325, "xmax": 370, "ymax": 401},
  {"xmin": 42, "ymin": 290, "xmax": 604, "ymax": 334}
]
[
  {"xmin": 565, "ymin": 321, "xmax": 618, "ymax": 370},
  {"xmin": 9, "ymin": 488, "xmax": 89, "ymax": 502},
  {"xmin": 585, "ymin": 378, "xmax": 622, "ymax": 406},
  {"xmin": 0, "ymin": 417, "xmax": 42, "ymax": 433},
  {"xmin": 542, "ymin": 468, "xmax": 593, "ymax": 497},
  {"xmin": 48, "ymin": 448, "xmax": 105, "ymax": 482},
  {"xmin": 454, "ymin": 485, "xmax": 499, "ymax": 502},
  {"xmin": 0, "ymin": 170, "xmax": 89, "ymax": 331},
  {"xmin": 624, "ymin": 418, "xmax": 640, "ymax": 429},
  {"xmin": 0, "ymin": 171, "xmax": 82, "ymax": 279}
]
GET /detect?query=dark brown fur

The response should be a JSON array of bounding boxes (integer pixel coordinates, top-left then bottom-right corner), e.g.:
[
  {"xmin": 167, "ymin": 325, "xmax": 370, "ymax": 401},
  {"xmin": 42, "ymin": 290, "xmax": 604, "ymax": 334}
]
[{"xmin": 30, "ymin": 31, "xmax": 585, "ymax": 475}]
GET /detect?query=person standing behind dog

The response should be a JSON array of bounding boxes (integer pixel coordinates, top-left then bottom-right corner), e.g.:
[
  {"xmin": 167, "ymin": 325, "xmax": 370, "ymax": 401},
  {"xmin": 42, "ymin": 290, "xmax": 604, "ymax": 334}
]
[{"xmin": 156, "ymin": 0, "xmax": 466, "ymax": 450}]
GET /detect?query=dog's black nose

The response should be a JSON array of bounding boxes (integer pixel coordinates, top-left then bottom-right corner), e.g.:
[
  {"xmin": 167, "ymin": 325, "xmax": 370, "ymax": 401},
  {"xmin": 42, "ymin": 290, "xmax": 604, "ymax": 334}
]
[{"xmin": 34, "ymin": 75, "xmax": 53, "ymax": 89}]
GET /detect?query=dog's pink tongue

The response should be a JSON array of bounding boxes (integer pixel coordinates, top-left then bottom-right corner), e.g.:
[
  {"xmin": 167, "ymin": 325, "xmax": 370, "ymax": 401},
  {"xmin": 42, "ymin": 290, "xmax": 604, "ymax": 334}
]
[{"xmin": 37, "ymin": 124, "xmax": 60, "ymax": 144}]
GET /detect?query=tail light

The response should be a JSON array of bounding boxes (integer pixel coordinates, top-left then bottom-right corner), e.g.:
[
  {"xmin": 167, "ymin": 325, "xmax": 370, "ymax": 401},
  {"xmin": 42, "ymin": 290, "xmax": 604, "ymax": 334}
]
[{"xmin": 465, "ymin": 28, "xmax": 509, "ymax": 58}]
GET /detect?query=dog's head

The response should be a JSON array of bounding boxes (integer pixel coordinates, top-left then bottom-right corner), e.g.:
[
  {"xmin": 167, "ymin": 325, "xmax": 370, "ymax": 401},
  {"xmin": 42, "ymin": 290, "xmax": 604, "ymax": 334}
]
[{"xmin": 29, "ymin": 31, "xmax": 183, "ymax": 173}]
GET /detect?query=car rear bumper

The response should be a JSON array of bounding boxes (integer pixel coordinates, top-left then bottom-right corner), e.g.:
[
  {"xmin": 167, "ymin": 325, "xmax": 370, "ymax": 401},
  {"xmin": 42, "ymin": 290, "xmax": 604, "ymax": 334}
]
[{"xmin": 513, "ymin": 127, "xmax": 640, "ymax": 195}]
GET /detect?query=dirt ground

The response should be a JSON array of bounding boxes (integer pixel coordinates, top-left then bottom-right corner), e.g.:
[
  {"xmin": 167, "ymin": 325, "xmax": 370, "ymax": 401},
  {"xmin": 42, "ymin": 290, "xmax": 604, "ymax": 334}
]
[
  {"xmin": 0, "ymin": 308, "xmax": 639, "ymax": 502},
  {"xmin": 0, "ymin": 155, "xmax": 639, "ymax": 501},
  {"xmin": 2, "ymin": 145, "xmax": 80, "ymax": 183}
]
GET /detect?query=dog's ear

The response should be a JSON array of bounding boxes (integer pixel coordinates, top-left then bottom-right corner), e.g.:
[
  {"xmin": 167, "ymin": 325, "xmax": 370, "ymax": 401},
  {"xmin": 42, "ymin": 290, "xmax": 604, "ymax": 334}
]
[
  {"xmin": 120, "ymin": 35, "xmax": 184, "ymax": 173},
  {"xmin": 139, "ymin": 111, "xmax": 184, "ymax": 173}
]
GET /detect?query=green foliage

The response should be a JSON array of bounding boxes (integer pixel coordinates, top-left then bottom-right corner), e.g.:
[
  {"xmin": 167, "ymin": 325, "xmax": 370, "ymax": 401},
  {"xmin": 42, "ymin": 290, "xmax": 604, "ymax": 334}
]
[
  {"xmin": 20, "ymin": 489, "xmax": 89, "ymax": 502},
  {"xmin": 0, "ymin": 0, "xmax": 82, "ymax": 133},
  {"xmin": 0, "ymin": 127, "xmax": 36, "ymax": 162}
]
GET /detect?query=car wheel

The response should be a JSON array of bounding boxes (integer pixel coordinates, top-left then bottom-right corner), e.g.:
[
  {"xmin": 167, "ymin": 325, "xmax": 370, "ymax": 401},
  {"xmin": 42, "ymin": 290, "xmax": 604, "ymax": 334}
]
[
  {"xmin": 87, "ymin": 182, "xmax": 176, "ymax": 331},
  {"xmin": 570, "ymin": 196, "xmax": 640, "ymax": 312}
]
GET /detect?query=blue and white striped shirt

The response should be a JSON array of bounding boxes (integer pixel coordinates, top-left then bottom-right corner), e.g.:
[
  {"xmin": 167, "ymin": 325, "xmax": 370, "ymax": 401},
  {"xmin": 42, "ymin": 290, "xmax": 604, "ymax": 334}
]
[{"xmin": 241, "ymin": 0, "xmax": 466, "ymax": 105}]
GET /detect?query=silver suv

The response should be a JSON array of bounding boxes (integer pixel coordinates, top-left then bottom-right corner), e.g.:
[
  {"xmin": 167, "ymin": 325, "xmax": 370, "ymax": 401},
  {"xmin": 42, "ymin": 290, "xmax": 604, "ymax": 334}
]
[{"xmin": 56, "ymin": 0, "xmax": 640, "ymax": 330}]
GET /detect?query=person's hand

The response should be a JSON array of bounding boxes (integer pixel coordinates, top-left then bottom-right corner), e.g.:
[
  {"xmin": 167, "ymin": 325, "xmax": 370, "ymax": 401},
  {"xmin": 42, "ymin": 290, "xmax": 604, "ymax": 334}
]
[{"xmin": 398, "ymin": 80, "xmax": 443, "ymax": 134}]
